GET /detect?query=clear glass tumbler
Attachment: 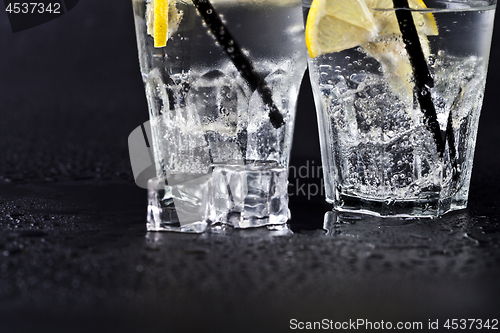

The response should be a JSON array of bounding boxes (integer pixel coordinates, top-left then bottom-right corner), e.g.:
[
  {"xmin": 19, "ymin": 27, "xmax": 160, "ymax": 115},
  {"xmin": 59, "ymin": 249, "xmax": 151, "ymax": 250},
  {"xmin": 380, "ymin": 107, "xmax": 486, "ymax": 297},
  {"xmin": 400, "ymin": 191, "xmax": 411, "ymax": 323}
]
[
  {"xmin": 304, "ymin": 0, "xmax": 497, "ymax": 217},
  {"xmin": 132, "ymin": 0, "xmax": 307, "ymax": 231}
]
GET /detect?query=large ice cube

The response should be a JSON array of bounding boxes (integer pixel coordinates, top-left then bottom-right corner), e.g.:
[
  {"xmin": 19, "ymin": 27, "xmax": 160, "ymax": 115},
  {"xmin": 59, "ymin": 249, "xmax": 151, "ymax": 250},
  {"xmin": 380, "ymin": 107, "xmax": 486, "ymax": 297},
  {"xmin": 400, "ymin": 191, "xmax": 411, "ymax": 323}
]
[
  {"xmin": 147, "ymin": 173, "xmax": 212, "ymax": 233},
  {"xmin": 208, "ymin": 161, "xmax": 289, "ymax": 228}
]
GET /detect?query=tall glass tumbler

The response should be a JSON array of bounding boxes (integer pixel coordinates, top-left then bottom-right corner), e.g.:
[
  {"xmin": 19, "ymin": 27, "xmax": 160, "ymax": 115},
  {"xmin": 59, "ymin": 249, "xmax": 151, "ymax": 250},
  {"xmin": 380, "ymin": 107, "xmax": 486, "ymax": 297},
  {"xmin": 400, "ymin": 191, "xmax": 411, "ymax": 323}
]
[
  {"xmin": 132, "ymin": 0, "xmax": 307, "ymax": 231},
  {"xmin": 304, "ymin": 0, "xmax": 496, "ymax": 217}
]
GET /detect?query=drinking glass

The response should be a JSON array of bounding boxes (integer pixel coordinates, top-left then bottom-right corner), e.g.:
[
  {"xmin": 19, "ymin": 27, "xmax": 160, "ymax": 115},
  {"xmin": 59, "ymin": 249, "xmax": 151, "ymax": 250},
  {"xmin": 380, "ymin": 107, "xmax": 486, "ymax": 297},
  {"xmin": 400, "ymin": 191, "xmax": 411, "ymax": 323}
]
[
  {"xmin": 132, "ymin": 0, "xmax": 307, "ymax": 231},
  {"xmin": 304, "ymin": 0, "xmax": 497, "ymax": 217}
]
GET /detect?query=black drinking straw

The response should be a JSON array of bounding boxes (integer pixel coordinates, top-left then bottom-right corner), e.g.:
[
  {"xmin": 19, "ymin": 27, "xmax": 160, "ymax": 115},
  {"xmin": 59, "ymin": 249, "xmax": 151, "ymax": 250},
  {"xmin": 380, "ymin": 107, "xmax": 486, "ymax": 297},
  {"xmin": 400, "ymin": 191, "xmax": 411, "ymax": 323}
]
[
  {"xmin": 392, "ymin": 0, "xmax": 445, "ymax": 156},
  {"xmin": 191, "ymin": 0, "xmax": 285, "ymax": 129}
]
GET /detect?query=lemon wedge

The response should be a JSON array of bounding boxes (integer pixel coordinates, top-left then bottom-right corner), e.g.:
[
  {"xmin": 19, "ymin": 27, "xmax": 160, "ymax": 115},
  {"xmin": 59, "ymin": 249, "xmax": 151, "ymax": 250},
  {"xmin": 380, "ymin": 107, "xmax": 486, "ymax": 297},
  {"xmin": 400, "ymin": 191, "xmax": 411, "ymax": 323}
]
[
  {"xmin": 146, "ymin": 0, "xmax": 181, "ymax": 48},
  {"xmin": 154, "ymin": 0, "xmax": 168, "ymax": 48}
]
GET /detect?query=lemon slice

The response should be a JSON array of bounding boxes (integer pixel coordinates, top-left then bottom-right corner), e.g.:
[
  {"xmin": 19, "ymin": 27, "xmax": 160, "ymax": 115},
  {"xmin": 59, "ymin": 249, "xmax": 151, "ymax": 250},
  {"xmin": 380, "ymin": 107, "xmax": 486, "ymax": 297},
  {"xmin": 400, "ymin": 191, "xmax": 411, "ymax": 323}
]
[
  {"xmin": 366, "ymin": 0, "xmax": 437, "ymax": 58},
  {"xmin": 305, "ymin": 0, "xmax": 437, "ymax": 58},
  {"xmin": 146, "ymin": 0, "xmax": 181, "ymax": 48},
  {"xmin": 367, "ymin": 0, "xmax": 437, "ymax": 37},
  {"xmin": 305, "ymin": 0, "xmax": 437, "ymax": 99},
  {"xmin": 305, "ymin": 0, "xmax": 375, "ymax": 58}
]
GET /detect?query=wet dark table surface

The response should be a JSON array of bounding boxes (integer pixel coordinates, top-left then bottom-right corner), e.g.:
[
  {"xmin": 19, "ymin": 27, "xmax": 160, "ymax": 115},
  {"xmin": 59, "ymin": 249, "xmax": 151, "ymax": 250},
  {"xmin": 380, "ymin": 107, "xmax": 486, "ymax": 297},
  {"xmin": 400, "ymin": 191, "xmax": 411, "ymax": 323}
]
[{"xmin": 1, "ymin": 2, "xmax": 500, "ymax": 332}]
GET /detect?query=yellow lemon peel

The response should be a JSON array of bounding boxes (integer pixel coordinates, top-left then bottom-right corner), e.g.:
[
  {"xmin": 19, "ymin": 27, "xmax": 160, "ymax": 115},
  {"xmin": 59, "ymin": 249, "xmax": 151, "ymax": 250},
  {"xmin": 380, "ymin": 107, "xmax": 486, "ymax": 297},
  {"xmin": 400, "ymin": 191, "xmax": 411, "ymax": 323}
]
[{"xmin": 146, "ymin": 0, "xmax": 181, "ymax": 48}]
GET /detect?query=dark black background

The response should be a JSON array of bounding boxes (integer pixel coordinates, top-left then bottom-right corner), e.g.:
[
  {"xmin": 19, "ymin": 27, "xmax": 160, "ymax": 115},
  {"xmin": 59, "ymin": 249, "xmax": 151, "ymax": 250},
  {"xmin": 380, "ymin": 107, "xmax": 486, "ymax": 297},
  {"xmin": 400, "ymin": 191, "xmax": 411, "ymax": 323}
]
[{"xmin": 1, "ymin": 2, "xmax": 500, "ymax": 332}]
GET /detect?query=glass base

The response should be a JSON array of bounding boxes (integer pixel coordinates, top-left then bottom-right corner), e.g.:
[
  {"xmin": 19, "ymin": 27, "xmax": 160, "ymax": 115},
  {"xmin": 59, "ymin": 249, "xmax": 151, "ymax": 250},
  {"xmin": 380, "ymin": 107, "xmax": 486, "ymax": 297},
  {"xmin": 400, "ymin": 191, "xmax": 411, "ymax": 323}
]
[
  {"xmin": 146, "ymin": 162, "xmax": 291, "ymax": 232},
  {"xmin": 210, "ymin": 223, "xmax": 293, "ymax": 236},
  {"xmin": 208, "ymin": 162, "xmax": 289, "ymax": 228},
  {"xmin": 330, "ymin": 193, "xmax": 467, "ymax": 218},
  {"xmin": 147, "ymin": 175, "xmax": 211, "ymax": 233},
  {"xmin": 221, "ymin": 210, "xmax": 291, "ymax": 229}
]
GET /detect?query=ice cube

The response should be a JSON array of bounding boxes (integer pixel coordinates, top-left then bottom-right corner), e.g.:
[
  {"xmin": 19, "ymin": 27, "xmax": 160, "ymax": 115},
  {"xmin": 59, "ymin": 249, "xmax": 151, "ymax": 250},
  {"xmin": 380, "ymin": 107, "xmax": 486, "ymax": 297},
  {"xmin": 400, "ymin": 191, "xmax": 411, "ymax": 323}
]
[
  {"xmin": 147, "ymin": 173, "xmax": 212, "ymax": 233},
  {"xmin": 208, "ymin": 161, "xmax": 289, "ymax": 228}
]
